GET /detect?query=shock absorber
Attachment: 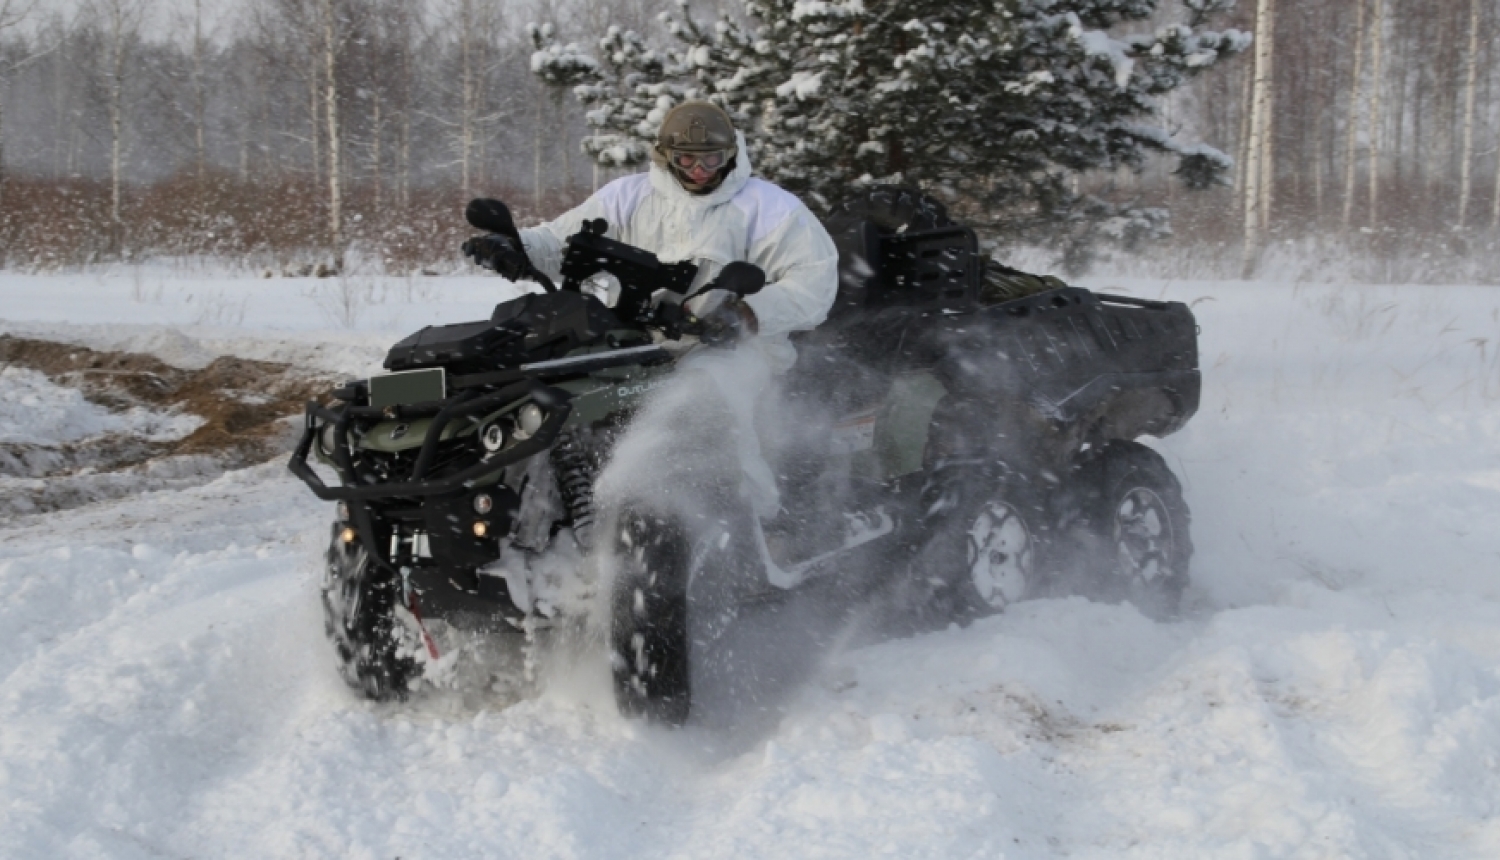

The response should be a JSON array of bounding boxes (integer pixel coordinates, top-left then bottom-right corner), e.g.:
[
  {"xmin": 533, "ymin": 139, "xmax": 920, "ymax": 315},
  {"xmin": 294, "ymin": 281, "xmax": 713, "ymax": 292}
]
[{"xmin": 550, "ymin": 428, "xmax": 601, "ymax": 551}]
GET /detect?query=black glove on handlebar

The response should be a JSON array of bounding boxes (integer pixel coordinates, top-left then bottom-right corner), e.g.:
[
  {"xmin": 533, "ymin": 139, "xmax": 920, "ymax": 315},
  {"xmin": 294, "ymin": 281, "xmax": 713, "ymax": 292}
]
[
  {"xmin": 695, "ymin": 300, "xmax": 758, "ymax": 346},
  {"xmin": 462, "ymin": 233, "xmax": 529, "ymax": 280}
]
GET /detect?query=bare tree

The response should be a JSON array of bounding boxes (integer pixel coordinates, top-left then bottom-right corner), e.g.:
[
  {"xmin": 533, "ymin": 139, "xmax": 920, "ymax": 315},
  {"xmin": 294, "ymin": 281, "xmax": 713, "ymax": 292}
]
[
  {"xmin": 191, "ymin": 0, "xmax": 207, "ymax": 187},
  {"xmin": 1242, "ymin": 0, "xmax": 1275, "ymax": 275},
  {"xmin": 257, "ymin": 0, "xmax": 325, "ymax": 190},
  {"xmin": 1256, "ymin": 0, "xmax": 1275, "ymax": 239},
  {"xmin": 319, "ymin": 0, "xmax": 348, "ymax": 269},
  {"xmin": 390, "ymin": 1, "xmax": 417, "ymax": 210},
  {"xmin": 1366, "ymin": 0, "xmax": 1384, "ymax": 230},
  {"xmin": 458, "ymin": 0, "xmax": 477, "ymax": 200},
  {"xmin": 1340, "ymin": 0, "xmax": 1367, "ymax": 232},
  {"xmin": 433, "ymin": 0, "xmax": 501, "ymax": 203},
  {"xmin": 1456, "ymin": 0, "xmax": 1480, "ymax": 229},
  {"xmin": 6, "ymin": 0, "xmax": 1498, "ymax": 270},
  {"xmin": 83, "ymin": 0, "xmax": 150, "ymax": 253},
  {"xmin": 253, "ymin": 0, "xmax": 353, "ymax": 266},
  {"xmin": 1494, "ymin": 38, "xmax": 1500, "ymax": 231},
  {"xmin": 0, "ymin": 0, "xmax": 40, "ymax": 209}
]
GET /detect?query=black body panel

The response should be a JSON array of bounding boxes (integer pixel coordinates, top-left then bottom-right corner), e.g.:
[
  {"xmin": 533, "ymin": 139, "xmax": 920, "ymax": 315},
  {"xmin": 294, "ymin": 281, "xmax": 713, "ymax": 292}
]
[
  {"xmin": 792, "ymin": 284, "xmax": 1199, "ymax": 474},
  {"xmin": 384, "ymin": 291, "xmax": 620, "ymax": 373}
]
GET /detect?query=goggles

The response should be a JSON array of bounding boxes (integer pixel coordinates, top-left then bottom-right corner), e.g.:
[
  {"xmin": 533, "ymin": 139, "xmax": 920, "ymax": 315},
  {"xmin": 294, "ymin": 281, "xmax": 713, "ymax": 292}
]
[{"xmin": 668, "ymin": 149, "xmax": 732, "ymax": 171}]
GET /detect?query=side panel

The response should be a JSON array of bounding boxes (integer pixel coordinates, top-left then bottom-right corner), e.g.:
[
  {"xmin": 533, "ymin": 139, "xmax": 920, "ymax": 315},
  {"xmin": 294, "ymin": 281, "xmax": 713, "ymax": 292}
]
[
  {"xmin": 873, "ymin": 371, "xmax": 948, "ymax": 480},
  {"xmin": 560, "ymin": 364, "xmax": 677, "ymax": 428},
  {"xmin": 952, "ymin": 290, "xmax": 1200, "ymax": 443}
]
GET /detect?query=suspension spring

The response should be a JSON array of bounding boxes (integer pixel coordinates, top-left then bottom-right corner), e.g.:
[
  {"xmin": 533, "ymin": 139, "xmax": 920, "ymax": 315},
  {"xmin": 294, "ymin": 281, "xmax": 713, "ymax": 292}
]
[{"xmin": 550, "ymin": 428, "xmax": 601, "ymax": 551}]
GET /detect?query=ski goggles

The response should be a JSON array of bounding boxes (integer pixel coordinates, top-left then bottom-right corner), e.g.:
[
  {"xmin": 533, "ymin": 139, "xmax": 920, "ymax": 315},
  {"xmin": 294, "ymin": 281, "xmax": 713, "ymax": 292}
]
[{"xmin": 667, "ymin": 149, "xmax": 732, "ymax": 171}]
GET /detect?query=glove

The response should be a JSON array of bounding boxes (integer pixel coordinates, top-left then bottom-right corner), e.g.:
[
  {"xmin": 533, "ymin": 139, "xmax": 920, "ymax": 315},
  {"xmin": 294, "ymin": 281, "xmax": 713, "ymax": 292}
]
[
  {"xmin": 462, "ymin": 233, "xmax": 529, "ymax": 279},
  {"xmin": 695, "ymin": 299, "xmax": 758, "ymax": 346}
]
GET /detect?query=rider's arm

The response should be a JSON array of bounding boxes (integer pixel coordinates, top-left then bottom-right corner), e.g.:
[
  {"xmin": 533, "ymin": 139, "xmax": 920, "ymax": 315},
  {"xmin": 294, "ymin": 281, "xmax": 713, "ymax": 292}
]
[
  {"xmin": 740, "ymin": 207, "xmax": 839, "ymax": 339},
  {"xmin": 515, "ymin": 201, "xmax": 600, "ymax": 282},
  {"xmin": 517, "ymin": 174, "xmax": 651, "ymax": 281}
]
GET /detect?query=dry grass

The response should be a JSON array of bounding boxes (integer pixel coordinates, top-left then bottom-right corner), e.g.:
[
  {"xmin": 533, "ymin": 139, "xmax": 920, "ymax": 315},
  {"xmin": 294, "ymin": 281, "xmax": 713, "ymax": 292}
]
[
  {"xmin": 5, "ymin": 170, "xmax": 1496, "ymax": 285},
  {"xmin": 0, "ymin": 172, "xmax": 587, "ymax": 272},
  {"xmin": 0, "ymin": 334, "xmax": 332, "ymax": 463}
]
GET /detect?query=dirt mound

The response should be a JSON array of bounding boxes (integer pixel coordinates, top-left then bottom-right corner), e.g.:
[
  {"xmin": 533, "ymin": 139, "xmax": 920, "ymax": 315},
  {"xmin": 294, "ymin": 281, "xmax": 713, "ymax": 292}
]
[{"xmin": 0, "ymin": 335, "xmax": 337, "ymax": 516}]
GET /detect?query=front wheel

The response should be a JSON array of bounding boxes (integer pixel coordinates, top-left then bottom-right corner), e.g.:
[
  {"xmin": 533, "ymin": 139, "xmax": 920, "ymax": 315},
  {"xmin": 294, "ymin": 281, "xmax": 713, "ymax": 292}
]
[
  {"xmin": 322, "ymin": 524, "xmax": 419, "ymax": 700},
  {"xmin": 1056, "ymin": 441, "xmax": 1193, "ymax": 619},
  {"xmin": 606, "ymin": 491, "xmax": 763, "ymax": 726},
  {"xmin": 608, "ymin": 508, "xmax": 693, "ymax": 724}
]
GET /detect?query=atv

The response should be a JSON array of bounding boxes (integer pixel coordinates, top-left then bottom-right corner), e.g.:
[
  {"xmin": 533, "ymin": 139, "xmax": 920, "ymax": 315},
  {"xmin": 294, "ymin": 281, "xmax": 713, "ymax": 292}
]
[{"xmin": 289, "ymin": 188, "xmax": 1200, "ymax": 722}]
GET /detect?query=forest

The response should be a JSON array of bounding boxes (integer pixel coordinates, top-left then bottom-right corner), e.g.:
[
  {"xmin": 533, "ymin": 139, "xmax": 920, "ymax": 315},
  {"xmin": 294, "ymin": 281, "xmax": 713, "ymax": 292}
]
[{"xmin": 0, "ymin": 0, "xmax": 1496, "ymax": 281}]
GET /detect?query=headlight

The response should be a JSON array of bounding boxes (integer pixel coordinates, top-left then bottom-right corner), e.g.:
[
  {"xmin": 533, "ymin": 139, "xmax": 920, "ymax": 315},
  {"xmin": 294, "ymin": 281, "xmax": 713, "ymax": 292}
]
[
  {"xmin": 318, "ymin": 422, "xmax": 340, "ymax": 456},
  {"xmin": 514, "ymin": 403, "xmax": 545, "ymax": 440},
  {"xmin": 481, "ymin": 423, "xmax": 506, "ymax": 452}
]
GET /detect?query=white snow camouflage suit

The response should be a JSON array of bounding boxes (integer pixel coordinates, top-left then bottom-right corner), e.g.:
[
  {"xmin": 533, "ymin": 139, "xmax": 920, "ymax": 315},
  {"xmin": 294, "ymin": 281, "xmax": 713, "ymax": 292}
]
[
  {"xmin": 520, "ymin": 132, "xmax": 838, "ymax": 530},
  {"xmin": 518, "ymin": 131, "xmax": 839, "ymax": 373}
]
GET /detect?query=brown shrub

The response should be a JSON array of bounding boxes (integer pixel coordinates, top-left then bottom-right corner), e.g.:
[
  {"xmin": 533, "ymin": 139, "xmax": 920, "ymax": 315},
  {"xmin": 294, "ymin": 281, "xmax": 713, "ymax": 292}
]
[{"xmin": 0, "ymin": 172, "xmax": 590, "ymax": 271}]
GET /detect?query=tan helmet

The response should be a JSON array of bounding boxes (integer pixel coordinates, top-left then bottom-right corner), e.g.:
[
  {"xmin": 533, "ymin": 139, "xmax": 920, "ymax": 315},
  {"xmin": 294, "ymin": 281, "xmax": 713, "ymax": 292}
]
[{"xmin": 653, "ymin": 101, "xmax": 737, "ymax": 193}]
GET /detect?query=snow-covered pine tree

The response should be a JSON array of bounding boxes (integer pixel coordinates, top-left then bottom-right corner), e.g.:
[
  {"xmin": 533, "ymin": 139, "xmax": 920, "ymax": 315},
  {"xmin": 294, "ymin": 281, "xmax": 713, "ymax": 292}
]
[
  {"xmin": 530, "ymin": 24, "xmax": 654, "ymax": 170},
  {"xmin": 533, "ymin": 0, "xmax": 1249, "ymax": 267}
]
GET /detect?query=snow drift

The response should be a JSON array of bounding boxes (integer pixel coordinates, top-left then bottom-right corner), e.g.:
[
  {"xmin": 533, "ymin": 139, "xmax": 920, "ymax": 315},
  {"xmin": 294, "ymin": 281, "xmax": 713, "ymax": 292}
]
[{"xmin": 1, "ymin": 268, "xmax": 1498, "ymax": 858}]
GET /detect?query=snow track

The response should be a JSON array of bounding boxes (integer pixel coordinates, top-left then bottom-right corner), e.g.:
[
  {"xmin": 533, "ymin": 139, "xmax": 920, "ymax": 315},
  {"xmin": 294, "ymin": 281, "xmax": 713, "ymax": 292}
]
[{"xmin": 2, "ymin": 271, "xmax": 1499, "ymax": 858}]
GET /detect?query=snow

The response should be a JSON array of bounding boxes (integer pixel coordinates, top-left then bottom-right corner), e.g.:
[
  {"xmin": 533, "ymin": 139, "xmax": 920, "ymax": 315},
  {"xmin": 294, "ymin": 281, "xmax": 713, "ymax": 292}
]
[
  {"xmin": 0, "ymin": 367, "xmax": 202, "ymax": 447},
  {"xmin": 775, "ymin": 70, "xmax": 825, "ymax": 101},
  {"xmin": 3, "ymin": 266, "xmax": 1500, "ymax": 857},
  {"xmin": 1074, "ymin": 22, "xmax": 1136, "ymax": 90},
  {"xmin": 0, "ymin": 267, "xmax": 523, "ymax": 374}
]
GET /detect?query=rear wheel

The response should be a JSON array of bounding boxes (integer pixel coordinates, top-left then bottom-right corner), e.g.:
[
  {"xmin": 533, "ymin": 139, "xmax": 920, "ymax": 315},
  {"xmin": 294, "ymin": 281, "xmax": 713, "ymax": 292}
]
[
  {"xmin": 965, "ymin": 497, "xmax": 1038, "ymax": 610},
  {"xmin": 322, "ymin": 524, "xmax": 419, "ymax": 700},
  {"xmin": 1057, "ymin": 441, "xmax": 1193, "ymax": 619},
  {"xmin": 908, "ymin": 463, "xmax": 1053, "ymax": 625}
]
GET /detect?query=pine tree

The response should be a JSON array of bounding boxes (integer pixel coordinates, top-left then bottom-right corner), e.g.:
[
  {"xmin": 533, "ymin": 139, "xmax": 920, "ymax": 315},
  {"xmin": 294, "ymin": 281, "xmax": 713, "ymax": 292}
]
[{"xmin": 534, "ymin": 0, "xmax": 1249, "ymax": 267}]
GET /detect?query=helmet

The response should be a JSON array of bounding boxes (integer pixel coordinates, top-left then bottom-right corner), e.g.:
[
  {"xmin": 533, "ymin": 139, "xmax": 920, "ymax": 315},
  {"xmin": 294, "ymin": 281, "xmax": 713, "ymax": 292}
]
[{"xmin": 653, "ymin": 101, "xmax": 737, "ymax": 194}]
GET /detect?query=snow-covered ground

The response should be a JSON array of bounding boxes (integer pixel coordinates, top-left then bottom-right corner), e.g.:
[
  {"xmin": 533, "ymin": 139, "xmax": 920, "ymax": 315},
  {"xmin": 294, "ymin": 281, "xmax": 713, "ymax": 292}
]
[{"xmin": 2, "ymin": 266, "xmax": 1499, "ymax": 858}]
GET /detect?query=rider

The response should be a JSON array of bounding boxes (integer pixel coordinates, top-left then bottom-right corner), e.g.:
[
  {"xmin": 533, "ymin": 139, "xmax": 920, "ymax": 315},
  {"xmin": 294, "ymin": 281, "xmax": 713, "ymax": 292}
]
[{"xmin": 473, "ymin": 101, "xmax": 839, "ymax": 372}]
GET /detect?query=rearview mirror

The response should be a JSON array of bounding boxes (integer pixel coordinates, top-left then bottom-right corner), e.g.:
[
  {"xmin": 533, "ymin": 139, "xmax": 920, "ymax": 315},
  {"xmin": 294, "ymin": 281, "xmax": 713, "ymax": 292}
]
[
  {"xmin": 463, "ymin": 197, "xmax": 558, "ymax": 293},
  {"xmin": 466, "ymin": 198, "xmax": 519, "ymax": 241}
]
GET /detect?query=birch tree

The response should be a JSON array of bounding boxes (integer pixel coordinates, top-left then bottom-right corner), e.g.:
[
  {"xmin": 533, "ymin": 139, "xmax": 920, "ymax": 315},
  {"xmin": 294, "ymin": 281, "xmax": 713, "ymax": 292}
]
[
  {"xmin": 252, "ymin": 0, "xmax": 322, "ymax": 188},
  {"xmin": 1340, "ymin": 0, "xmax": 1366, "ymax": 232},
  {"xmin": 389, "ymin": 1, "xmax": 417, "ymax": 210},
  {"xmin": 1256, "ymin": 0, "xmax": 1275, "ymax": 239},
  {"xmin": 0, "ymin": 0, "xmax": 39, "ymax": 209},
  {"xmin": 319, "ymin": 0, "xmax": 347, "ymax": 269},
  {"xmin": 456, "ymin": 0, "xmax": 478, "ymax": 201},
  {"xmin": 190, "ymin": 0, "xmax": 207, "ymax": 188},
  {"xmin": 1366, "ymin": 0, "xmax": 1384, "ymax": 230},
  {"xmin": 85, "ymin": 0, "xmax": 149, "ymax": 253},
  {"xmin": 365, "ymin": 0, "xmax": 419, "ymax": 212},
  {"xmin": 1456, "ymin": 0, "xmax": 1480, "ymax": 229},
  {"xmin": 1242, "ymin": 0, "xmax": 1275, "ymax": 275},
  {"xmin": 436, "ymin": 0, "xmax": 501, "ymax": 203}
]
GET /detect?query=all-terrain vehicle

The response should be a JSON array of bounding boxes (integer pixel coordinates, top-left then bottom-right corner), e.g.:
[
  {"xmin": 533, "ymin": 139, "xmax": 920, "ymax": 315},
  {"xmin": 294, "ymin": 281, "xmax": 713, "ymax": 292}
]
[{"xmin": 289, "ymin": 189, "xmax": 1200, "ymax": 723}]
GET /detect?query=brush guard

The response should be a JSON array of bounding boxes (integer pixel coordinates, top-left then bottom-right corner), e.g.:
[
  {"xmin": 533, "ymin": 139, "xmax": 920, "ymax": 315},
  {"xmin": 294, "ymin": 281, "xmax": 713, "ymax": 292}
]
[{"xmin": 289, "ymin": 380, "xmax": 573, "ymax": 576}]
